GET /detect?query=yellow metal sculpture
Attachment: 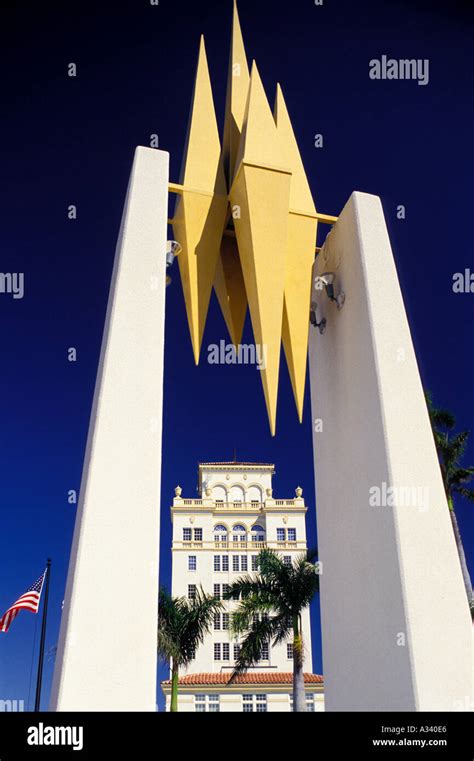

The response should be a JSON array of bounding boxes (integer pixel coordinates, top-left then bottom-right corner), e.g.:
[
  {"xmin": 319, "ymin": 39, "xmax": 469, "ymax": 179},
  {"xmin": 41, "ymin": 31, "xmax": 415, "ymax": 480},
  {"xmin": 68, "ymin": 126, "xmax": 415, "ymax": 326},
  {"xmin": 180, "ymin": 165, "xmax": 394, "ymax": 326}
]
[
  {"xmin": 170, "ymin": 1, "xmax": 337, "ymax": 434},
  {"xmin": 275, "ymin": 84, "xmax": 318, "ymax": 423},
  {"xmin": 230, "ymin": 61, "xmax": 292, "ymax": 437},
  {"xmin": 214, "ymin": 0, "xmax": 250, "ymax": 347},
  {"xmin": 172, "ymin": 36, "xmax": 228, "ymax": 365}
]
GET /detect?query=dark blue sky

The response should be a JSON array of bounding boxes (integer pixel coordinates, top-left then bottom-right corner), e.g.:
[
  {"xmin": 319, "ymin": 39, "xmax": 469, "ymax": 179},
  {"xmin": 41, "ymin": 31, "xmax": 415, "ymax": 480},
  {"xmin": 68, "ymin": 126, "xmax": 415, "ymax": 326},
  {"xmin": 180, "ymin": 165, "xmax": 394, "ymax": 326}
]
[{"xmin": 0, "ymin": 0, "xmax": 473, "ymax": 711}]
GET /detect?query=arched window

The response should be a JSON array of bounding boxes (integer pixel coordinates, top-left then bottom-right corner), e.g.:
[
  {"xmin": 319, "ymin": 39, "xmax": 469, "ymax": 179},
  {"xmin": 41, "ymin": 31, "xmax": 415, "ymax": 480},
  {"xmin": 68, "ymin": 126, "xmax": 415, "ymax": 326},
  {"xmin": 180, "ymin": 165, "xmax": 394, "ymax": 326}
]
[
  {"xmin": 229, "ymin": 485, "xmax": 245, "ymax": 505},
  {"xmin": 247, "ymin": 486, "xmax": 263, "ymax": 504},
  {"xmin": 232, "ymin": 524, "xmax": 247, "ymax": 543},
  {"xmin": 251, "ymin": 525, "xmax": 265, "ymax": 543},
  {"xmin": 214, "ymin": 524, "xmax": 228, "ymax": 547},
  {"xmin": 213, "ymin": 486, "xmax": 227, "ymax": 503}
]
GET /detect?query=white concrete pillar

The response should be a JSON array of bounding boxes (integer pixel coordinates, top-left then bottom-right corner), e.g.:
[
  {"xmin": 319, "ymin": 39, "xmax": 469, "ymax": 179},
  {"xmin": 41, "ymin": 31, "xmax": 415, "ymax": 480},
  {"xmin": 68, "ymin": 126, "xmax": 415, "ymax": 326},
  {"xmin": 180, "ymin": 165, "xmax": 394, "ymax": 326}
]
[
  {"xmin": 309, "ymin": 191, "xmax": 472, "ymax": 711},
  {"xmin": 50, "ymin": 147, "xmax": 169, "ymax": 711}
]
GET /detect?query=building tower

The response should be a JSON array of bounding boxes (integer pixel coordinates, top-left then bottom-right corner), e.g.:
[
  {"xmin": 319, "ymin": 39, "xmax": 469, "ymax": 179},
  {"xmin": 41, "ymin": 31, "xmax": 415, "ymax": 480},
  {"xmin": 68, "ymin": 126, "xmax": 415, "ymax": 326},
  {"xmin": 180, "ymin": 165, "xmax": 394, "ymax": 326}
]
[{"xmin": 162, "ymin": 462, "xmax": 324, "ymax": 712}]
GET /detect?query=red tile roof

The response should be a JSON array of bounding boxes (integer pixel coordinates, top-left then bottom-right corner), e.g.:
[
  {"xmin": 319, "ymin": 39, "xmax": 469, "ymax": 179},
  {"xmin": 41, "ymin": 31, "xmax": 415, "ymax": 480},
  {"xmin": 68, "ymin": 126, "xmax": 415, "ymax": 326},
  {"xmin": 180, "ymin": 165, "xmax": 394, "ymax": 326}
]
[{"xmin": 162, "ymin": 673, "xmax": 323, "ymax": 687}]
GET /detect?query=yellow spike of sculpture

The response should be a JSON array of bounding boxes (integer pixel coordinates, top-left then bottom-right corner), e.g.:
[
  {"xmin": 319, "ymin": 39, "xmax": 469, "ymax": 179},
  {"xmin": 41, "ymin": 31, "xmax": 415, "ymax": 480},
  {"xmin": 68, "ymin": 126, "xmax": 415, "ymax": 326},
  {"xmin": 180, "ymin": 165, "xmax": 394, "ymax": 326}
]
[
  {"xmin": 274, "ymin": 84, "xmax": 318, "ymax": 422},
  {"xmin": 214, "ymin": 234, "xmax": 248, "ymax": 347},
  {"xmin": 229, "ymin": 62, "xmax": 292, "ymax": 436},
  {"xmin": 214, "ymin": 0, "xmax": 250, "ymax": 347},
  {"xmin": 173, "ymin": 36, "xmax": 228, "ymax": 364},
  {"xmin": 222, "ymin": 0, "xmax": 251, "ymax": 187}
]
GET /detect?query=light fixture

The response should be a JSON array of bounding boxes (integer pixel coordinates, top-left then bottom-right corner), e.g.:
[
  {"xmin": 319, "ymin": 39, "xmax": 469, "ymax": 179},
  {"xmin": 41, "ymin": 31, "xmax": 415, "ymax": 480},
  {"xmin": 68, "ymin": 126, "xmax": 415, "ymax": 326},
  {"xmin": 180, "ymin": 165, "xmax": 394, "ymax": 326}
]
[
  {"xmin": 166, "ymin": 240, "xmax": 182, "ymax": 268},
  {"xmin": 315, "ymin": 272, "xmax": 345, "ymax": 310},
  {"xmin": 165, "ymin": 240, "xmax": 182, "ymax": 288},
  {"xmin": 309, "ymin": 302, "xmax": 326, "ymax": 335}
]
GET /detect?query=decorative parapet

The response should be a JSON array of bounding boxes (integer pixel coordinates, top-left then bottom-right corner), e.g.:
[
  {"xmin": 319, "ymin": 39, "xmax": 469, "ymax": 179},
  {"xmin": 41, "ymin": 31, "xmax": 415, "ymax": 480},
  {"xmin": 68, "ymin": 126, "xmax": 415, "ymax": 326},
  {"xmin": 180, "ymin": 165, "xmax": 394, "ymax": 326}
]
[
  {"xmin": 172, "ymin": 540, "xmax": 307, "ymax": 551},
  {"xmin": 171, "ymin": 498, "xmax": 306, "ymax": 512}
]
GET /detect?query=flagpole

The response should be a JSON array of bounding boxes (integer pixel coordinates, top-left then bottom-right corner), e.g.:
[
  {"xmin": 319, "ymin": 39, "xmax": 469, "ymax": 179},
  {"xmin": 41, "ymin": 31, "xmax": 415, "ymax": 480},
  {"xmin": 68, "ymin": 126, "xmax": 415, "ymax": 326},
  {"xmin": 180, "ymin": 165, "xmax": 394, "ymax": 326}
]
[{"xmin": 34, "ymin": 558, "xmax": 51, "ymax": 712}]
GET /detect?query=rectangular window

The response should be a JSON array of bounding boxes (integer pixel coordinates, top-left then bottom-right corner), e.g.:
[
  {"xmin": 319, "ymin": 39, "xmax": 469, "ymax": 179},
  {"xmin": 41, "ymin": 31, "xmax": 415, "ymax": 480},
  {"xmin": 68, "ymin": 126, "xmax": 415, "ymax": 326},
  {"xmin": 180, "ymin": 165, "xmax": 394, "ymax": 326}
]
[
  {"xmin": 195, "ymin": 695, "xmax": 206, "ymax": 713},
  {"xmin": 251, "ymin": 556, "xmax": 258, "ymax": 571},
  {"xmin": 188, "ymin": 555, "xmax": 197, "ymax": 571},
  {"xmin": 223, "ymin": 584, "xmax": 230, "ymax": 597},
  {"xmin": 234, "ymin": 644, "xmax": 241, "ymax": 660},
  {"xmin": 243, "ymin": 694, "xmax": 267, "ymax": 713},
  {"xmin": 277, "ymin": 528, "xmax": 286, "ymax": 542},
  {"xmin": 241, "ymin": 556, "xmax": 248, "ymax": 571},
  {"xmin": 222, "ymin": 613, "xmax": 230, "ymax": 630},
  {"xmin": 233, "ymin": 556, "xmax": 240, "ymax": 572},
  {"xmin": 183, "ymin": 528, "xmax": 192, "ymax": 542},
  {"xmin": 283, "ymin": 556, "xmax": 292, "ymax": 567},
  {"xmin": 214, "ymin": 613, "xmax": 221, "ymax": 630},
  {"xmin": 222, "ymin": 555, "xmax": 229, "ymax": 571},
  {"xmin": 189, "ymin": 645, "xmax": 196, "ymax": 661},
  {"xmin": 188, "ymin": 585, "xmax": 197, "ymax": 600},
  {"xmin": 214, "ymin": 584, "xmax": 221, "ymax": 599},
  {"xmin": 260, "ymin": 642, "xmax": 269, "ymax": 661},
  {"xmin": 214, "ymin": 643, "xmax": 221, "ymax": 661},
  {"xmin": 287, "ymin": 528, "xmax": 296, "ymax": 542},
  {"xmin": 287, "ymin": 643, "xmax": 294, "ymax": 659},
  {"xmin": 194, "ymin": 528, "xmax": 203, "ymax": 542},
  {"xmin": 214, "ymin": 555, "xmax": 221, "ymax": 572},
  {"xmin": 222, "ymin": 643, "xmax": 230, "ymax": 661},
  {"xmin": 194, "ymin": 695, "xmax": 220, "ymax": 713}
]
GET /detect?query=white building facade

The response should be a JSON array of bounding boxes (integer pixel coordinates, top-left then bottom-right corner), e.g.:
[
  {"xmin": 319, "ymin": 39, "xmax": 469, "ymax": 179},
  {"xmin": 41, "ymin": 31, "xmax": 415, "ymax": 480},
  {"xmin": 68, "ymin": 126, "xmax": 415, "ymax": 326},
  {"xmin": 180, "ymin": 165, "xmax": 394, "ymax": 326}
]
[{"xmin": 161, "ymin": 462, "xmax": 324, "ymax": 712}]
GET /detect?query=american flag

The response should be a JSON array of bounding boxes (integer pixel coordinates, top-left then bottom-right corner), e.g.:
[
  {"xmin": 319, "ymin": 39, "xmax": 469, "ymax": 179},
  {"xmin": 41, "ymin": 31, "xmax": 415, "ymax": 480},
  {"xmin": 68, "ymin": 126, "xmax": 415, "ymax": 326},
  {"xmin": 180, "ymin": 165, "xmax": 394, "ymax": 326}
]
[{"xmin": 0, "ymin": 570, "xmax": 47, "ymax": 633}]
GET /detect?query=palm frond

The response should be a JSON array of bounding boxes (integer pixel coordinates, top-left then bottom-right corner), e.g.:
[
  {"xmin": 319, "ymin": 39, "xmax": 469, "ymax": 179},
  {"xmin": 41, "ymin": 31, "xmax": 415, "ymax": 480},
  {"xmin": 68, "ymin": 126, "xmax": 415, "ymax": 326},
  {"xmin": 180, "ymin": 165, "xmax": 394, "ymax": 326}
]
[
  {"xmin": 229, "ymin": 616, "xmax": 279, "ymax": 682},
  {"xmin": 226, "ymin": 548, "xmax": 320, "ymax": 683},
  {"xmin": 230, "ymin": 593, "xmax": 278, "ymax": 636},
  {"xmin": 288, "ymin": 555, "xmax": 320, "ymax": 612},
  {"xmin": 444, "ymin": 431, "xmax": 470, "ymax": 468},
  {"xmin": 305, "ymin": 546, "xmax": 319, "ymax": 564},
  {"xmin": 454, "ymin": 487, "xmax": 474, "ymax": 503},
  {"xmin": 449, "ymin": 468, "xmax": 474, "ymax": 486},
  {"xmin": 157, "ymin": 586, "xmax": 222, "ymax": 668},
  {"xmin": 157, "ymin": 587, "xmax": 186, "ymax": 663},
  {"xmin": 270, "ymin": 612, "xmax": 293, "ymax": 646},
  {"xmin": 180, "ymin": 587, "xmax": 223, "ymax": 666},
  {"xmin": 223, "ymin": 574, "xmax": 273, "ymax": 602},
  {"xmin": 425, "ymin": 390, "xmax": 456, "ymax": 430}
]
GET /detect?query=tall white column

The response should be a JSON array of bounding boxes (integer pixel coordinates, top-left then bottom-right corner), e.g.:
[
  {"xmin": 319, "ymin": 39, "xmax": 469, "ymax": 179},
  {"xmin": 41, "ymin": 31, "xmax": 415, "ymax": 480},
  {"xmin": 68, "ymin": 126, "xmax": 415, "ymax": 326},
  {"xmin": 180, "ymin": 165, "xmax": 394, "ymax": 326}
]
[
  {"xmin": 50, "ymin": 147, "xmax": 169, "ymax": 711},
  {"xmin": 309, "ymin": 191, "xmax": 473, "ymax": 711}
]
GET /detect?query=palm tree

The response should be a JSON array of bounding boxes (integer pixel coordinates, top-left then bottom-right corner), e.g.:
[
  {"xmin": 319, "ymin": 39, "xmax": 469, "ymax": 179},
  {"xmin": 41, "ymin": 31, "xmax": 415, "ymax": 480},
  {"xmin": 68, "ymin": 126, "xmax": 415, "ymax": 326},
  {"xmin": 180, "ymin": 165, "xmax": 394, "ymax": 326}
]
[
  {"xmin": 224, "ymin": 548, "xmax": 320, "ymax": 712},
  {"xmin": 158, "ymin": 586, "xmax": 223, "ymax": 712},
  {"xmin": 426, "ymin": 391, "xmax": 474, "ymax": 613}
]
